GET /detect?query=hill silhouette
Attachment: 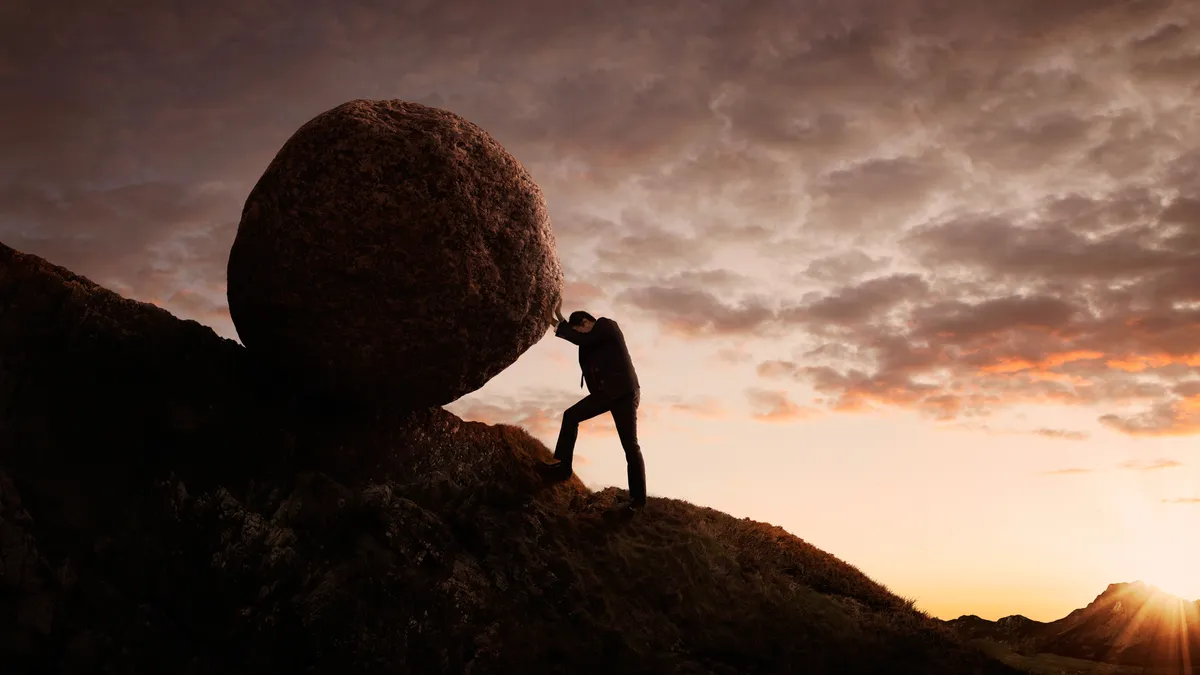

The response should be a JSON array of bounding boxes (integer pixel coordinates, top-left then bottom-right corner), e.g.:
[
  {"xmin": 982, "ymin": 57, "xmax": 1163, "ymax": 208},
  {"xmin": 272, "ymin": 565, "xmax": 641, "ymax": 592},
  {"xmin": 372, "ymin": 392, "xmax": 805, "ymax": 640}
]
[
  {"xmin": 947, "ymin": 582, "xmax": 1200, "ymax": 672},
  {"xmin": 0, "ymin": 240, "xmax": 1020, "ymax": 674}
]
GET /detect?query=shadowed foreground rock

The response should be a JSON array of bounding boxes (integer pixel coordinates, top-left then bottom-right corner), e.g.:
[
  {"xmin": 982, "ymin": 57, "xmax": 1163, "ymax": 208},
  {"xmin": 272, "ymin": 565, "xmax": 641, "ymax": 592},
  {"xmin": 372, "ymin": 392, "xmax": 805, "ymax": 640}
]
[
  {"xmin": 227, "ymin": 98, "xmax": 562, "ymax": 409},
  {"xmin": 0, "ymin": 242, "xmax": 1019, "ymax": 674}
]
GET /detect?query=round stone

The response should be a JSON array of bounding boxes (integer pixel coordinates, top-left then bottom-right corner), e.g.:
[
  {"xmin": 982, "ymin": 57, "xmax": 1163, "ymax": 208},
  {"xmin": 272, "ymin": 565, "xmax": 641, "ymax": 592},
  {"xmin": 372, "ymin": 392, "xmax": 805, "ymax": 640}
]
[{"xmin": 227, "ymin": 99, "xmax": 563, "ymax": 409}]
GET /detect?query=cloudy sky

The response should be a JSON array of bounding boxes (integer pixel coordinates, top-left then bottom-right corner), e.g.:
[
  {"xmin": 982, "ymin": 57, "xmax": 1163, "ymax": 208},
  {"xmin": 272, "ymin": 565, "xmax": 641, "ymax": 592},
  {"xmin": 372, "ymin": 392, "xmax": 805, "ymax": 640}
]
[{"xmin": 5, "ymin": 0, "xmax": 1200, "ymax": 620}]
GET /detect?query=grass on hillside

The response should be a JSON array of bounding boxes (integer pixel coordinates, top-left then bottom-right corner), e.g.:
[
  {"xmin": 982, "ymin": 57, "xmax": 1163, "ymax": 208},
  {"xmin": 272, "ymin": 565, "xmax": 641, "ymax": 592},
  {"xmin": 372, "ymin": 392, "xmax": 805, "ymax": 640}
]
[{"xmin": 371, "ymin": 417, "xmax": 1018, "ymax": 673}]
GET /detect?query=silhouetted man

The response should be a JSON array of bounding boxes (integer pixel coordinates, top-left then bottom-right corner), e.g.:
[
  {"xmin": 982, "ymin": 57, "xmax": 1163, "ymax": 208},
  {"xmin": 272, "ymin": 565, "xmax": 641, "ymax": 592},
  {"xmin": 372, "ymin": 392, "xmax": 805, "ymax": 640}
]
[{"xmin": 541, "ymin": 301, "xmax": 646, "ymax": 512}]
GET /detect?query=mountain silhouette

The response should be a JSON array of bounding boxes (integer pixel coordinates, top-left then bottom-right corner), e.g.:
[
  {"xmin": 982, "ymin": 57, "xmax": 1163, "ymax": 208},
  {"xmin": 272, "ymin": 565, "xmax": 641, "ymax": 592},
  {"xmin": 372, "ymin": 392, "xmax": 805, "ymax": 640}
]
[
  {"xmin": 0, "ymin": 241, "xmax": 1022, "ymax": 674},
  {"xmin": 947, "ymin": 581, "xmax": 1200, "ymax": 671}
]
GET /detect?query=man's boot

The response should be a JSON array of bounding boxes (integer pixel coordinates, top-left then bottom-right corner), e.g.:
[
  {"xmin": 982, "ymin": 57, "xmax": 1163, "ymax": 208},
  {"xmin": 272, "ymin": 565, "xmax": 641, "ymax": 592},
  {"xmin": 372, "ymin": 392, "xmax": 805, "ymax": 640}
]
[
  {"xmin": 539, "ymin": 459, "xmax": 572, "ymax": 482},
  {"xmin": 626, "ymin": 450, "xmax": 647, "ymax": 510}
]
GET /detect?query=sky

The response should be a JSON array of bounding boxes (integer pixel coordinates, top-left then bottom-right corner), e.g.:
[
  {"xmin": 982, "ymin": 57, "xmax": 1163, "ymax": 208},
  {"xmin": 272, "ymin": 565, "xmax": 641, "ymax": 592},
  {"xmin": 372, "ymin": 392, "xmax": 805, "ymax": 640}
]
[{"xmin": 4, "ymin": 0, "xmax": 1200, "ymax": 622}]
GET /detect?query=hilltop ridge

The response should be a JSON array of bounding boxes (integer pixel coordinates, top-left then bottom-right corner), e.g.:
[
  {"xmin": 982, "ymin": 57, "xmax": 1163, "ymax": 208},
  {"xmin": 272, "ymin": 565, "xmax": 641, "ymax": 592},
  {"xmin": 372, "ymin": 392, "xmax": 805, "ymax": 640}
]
[{"xmin": 0, "ymin": 241, "xmax": 1018, "ymax": 674}]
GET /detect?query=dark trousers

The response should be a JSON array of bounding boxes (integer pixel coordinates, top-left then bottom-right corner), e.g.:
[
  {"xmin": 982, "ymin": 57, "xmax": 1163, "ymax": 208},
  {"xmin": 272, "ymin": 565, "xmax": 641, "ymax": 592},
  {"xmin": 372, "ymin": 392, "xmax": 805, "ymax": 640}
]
[{"xmin": 553, "ymin": 389, "xmax": 646, "ymax": 503}]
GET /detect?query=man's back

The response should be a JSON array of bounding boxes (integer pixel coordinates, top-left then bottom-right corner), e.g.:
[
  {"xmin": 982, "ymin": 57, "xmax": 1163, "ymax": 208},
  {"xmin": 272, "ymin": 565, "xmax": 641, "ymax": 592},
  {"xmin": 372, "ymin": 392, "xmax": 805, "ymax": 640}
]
[{"xmin": 557, "ymin": 316, "xmax": 639, "ymax": 398}]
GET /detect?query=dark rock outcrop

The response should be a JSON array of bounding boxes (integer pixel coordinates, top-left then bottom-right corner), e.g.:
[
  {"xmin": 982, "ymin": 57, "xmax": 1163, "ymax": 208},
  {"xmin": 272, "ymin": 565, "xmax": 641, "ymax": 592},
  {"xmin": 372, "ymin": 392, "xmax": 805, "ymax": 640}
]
[
  {"xmin": 0, "ymin": 241, "xmax": 1018, "ymax": 674},
  {"xmin": 226, "ymin": 98, "xmax": 562, "ymax": 409}
]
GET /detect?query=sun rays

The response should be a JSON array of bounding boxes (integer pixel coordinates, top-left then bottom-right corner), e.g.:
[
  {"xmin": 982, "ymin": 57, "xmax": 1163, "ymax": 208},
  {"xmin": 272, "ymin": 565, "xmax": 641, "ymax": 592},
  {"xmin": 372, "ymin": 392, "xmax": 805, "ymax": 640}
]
[{"xmin": 1098, "ymin": 583, "xmax": 1199, "ymax": 673}]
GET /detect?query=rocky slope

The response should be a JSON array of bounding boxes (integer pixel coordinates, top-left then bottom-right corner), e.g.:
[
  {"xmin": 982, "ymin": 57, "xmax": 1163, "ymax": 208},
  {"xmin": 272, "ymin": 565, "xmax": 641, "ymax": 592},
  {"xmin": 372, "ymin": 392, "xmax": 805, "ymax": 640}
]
[
  {"xmin": 947, "ymin": 582, "xmax": 1200, "ymax": 671},
  {"xmin": 0, "ymin": 240, "xmax": 1019, "ymax": 674}
]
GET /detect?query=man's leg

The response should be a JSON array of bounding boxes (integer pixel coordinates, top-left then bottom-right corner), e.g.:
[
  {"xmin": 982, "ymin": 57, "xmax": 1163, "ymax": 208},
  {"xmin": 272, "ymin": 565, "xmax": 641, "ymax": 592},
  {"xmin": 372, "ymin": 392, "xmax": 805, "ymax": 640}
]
[
  {"xmin": 550, "ymin": 393, "xmax": 611, "ymax": 473},
  {"xmin": 610, "ymin": 389, "xmax": 646, "ymax": 507}
]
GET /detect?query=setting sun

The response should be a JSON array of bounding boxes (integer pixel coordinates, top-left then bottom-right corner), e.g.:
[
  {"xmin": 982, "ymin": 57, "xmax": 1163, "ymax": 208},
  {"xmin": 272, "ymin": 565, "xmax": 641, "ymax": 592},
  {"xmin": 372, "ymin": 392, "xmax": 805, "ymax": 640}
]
[
  {"xmin": 1142, "ymin": 562, "xmax": 1200, "ymax": 603},
  {"xmin": 1121, "ymin": 519, "xmax": 1200, "ymax": 602}
]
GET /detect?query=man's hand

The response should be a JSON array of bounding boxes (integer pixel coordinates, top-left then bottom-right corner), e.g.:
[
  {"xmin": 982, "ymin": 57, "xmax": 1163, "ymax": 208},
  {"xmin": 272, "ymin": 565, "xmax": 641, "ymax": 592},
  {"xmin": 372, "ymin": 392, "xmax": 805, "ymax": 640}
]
[{"xmin": 546, "ymin": 298, "xmax": 563, "ymax": 329}]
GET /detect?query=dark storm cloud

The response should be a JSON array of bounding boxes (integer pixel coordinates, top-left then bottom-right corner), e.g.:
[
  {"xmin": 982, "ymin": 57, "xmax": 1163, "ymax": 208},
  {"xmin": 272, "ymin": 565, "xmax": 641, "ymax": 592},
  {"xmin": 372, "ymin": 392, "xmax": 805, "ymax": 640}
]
[
  {"xmin": 757, "ymin": 142, "xmax": 1200, "ymax": 435},
  {"xmin": 904, "ymin": 190, "xmax": 1185, "ymax": 282},
  {"xmin": 615, "ymin": 286, "xmax": 777, "ymax": 337},
  {"xmin": 0, "ymin": 180, "xmax": 240, "ymax": 327},
  {"xmin": 5, "ymin": 0, "xmax": 1200, "ymax": 437},
  {"xmin": 593, "ymin": 219, "xmax": 712, "ymax": 271},
  {"xmin": 601, "ymin": 267, "xmax": 751, "ymax": 310},
  {"xmin": 807, "ymin": 154, "xmax": 959, "ymax": 232},
  {"xmin": 616, "ymin": 271, "xmax": 930, "ymax": 339},
  {"xmin": 784, "ymin": 274, "xmax": 930, "ymax": 327},
  {"xmin": 802, "ymin": 251, "xmax": 892, "ymax": 284}
]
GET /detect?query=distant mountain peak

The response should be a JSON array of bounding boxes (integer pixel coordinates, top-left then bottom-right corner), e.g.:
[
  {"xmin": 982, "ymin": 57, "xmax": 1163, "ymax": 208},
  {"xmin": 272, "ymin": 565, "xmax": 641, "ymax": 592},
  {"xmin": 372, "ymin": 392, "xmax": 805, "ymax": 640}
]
[
  {"xmin": 946, "ymin": 580, "xmax": 1200, "ymax": 670},
  {"xmin": 1101, "ymin": 580, "xmax": 1148, "ymax": 596},
  {"xmin": 995, "ymin": 614, "xmax": 1036, "ymax": 627},
  {"xmin": 1092, "ymin": 580, "xmax": 1192, "ymax": 606}
]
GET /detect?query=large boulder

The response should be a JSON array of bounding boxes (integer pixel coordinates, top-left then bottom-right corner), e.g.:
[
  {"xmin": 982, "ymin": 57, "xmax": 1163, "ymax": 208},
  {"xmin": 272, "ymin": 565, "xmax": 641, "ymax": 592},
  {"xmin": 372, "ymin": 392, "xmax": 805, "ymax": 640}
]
[{"xmin": 227, "ymin": 99, "xmax": 562, "ymax": 408}]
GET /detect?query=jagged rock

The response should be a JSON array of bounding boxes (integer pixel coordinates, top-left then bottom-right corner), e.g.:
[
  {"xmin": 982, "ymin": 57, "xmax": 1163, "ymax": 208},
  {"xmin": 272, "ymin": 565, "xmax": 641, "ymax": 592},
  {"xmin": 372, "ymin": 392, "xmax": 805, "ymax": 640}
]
[
  {"xmin": 0, "ymin": 241, "xmax": 1020, "ymax": 675},
  {"xmin": 226, "ymin": 98, "xmax": 563, "ymax": 409}
]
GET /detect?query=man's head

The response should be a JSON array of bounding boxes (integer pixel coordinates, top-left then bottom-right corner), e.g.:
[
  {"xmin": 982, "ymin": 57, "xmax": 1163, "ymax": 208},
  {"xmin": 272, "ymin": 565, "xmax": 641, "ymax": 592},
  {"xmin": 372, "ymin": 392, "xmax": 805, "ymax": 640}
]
[{"xmin": 568, "ymin": 310, "xmax": 596, "ymax": 333}]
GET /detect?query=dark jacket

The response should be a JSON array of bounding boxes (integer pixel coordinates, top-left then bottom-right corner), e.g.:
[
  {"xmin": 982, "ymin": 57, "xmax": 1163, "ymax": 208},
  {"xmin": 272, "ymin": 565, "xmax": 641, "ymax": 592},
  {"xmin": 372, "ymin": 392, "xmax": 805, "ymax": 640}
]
[{"xmin": 555, "ymin": 317, "xmax": 640, "ymax": 398}]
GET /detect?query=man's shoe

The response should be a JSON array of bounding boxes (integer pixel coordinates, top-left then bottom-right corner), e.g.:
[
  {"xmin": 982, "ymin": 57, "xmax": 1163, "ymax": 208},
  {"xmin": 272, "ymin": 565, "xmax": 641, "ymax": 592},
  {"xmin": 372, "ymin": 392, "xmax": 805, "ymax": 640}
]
[
  {"xmin": 626, "ymin": 499, "xmax": 646, "ymax": 513},
  {"xmin": 539, "ymin": 460, "xmax": 572, "ymax": 482}
]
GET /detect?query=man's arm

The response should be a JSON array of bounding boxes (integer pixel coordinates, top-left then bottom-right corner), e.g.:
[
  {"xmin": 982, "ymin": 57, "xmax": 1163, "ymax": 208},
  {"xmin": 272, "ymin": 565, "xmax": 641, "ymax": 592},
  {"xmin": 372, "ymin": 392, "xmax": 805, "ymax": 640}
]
[{"xmin": 554, "ymin": 318, "xmax": 616, "ymax": 347}]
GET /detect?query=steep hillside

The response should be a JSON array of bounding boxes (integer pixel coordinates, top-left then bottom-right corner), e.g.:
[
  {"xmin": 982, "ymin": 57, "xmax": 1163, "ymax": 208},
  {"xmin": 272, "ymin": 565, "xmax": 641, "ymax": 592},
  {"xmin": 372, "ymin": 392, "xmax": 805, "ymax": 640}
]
[
  {"xmin": 0, "ymin": 241, "xmax": 1019, "ymax": 674},
  {"xmin": 947, "ymin": 583, "xmax": 1200, "ymax": 672}
]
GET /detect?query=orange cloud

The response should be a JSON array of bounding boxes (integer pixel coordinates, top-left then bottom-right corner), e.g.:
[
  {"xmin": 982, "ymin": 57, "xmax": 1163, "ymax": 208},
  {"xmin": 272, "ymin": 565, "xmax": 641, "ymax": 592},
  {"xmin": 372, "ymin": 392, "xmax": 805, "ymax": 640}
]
[
  {"xmin": 979, "ymin": 350, "xmax": 1104, "ymax": 374},
  {"xmin": 1119, "ymin": 458, "xmax": 1184, "ymax": 471},
  {"xmin": 1106, "ymin": 353, "xmax": 1200, "ymax": 372},
  {"xmin": 1033, "ymin": 428, "xmax": 1089, "ymax": 441},
  {"xmin": 1041, "ymin": 467, "xmax": 1094, "ymax": 476},
  {"xmin": 667, "ymin": 397, "xmax": 726, "ymax": 419},
  {"xmin": 746, "ymin": 388, "xmax": 818, "ymax": 423},
  {"xmin": 563, "ymin": 280, "xmax": 606, "ymax": 304},
  {"xmin": 1100, "ymin": 398, "xmax": 1200, "ymax": 437}
]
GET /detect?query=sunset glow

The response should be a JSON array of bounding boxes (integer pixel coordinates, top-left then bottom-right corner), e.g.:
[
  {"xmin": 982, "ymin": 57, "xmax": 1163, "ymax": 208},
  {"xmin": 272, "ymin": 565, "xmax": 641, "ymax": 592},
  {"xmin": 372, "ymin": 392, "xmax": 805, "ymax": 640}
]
[{"xmin": 4, "ymin": 0, "xmax": 1200, "ymax": 625}]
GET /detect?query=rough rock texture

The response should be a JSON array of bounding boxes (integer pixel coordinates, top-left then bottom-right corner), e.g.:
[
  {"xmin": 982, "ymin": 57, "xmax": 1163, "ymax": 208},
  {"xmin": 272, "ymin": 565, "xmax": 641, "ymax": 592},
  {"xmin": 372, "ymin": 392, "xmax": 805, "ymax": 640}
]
[
  {"xmin": 227, "ymin": 99, "xmax": 562, "ymax": 408},
  {"xmin": 0, "ymin": 241, "xmax": 1020, "ymax": 675}
]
